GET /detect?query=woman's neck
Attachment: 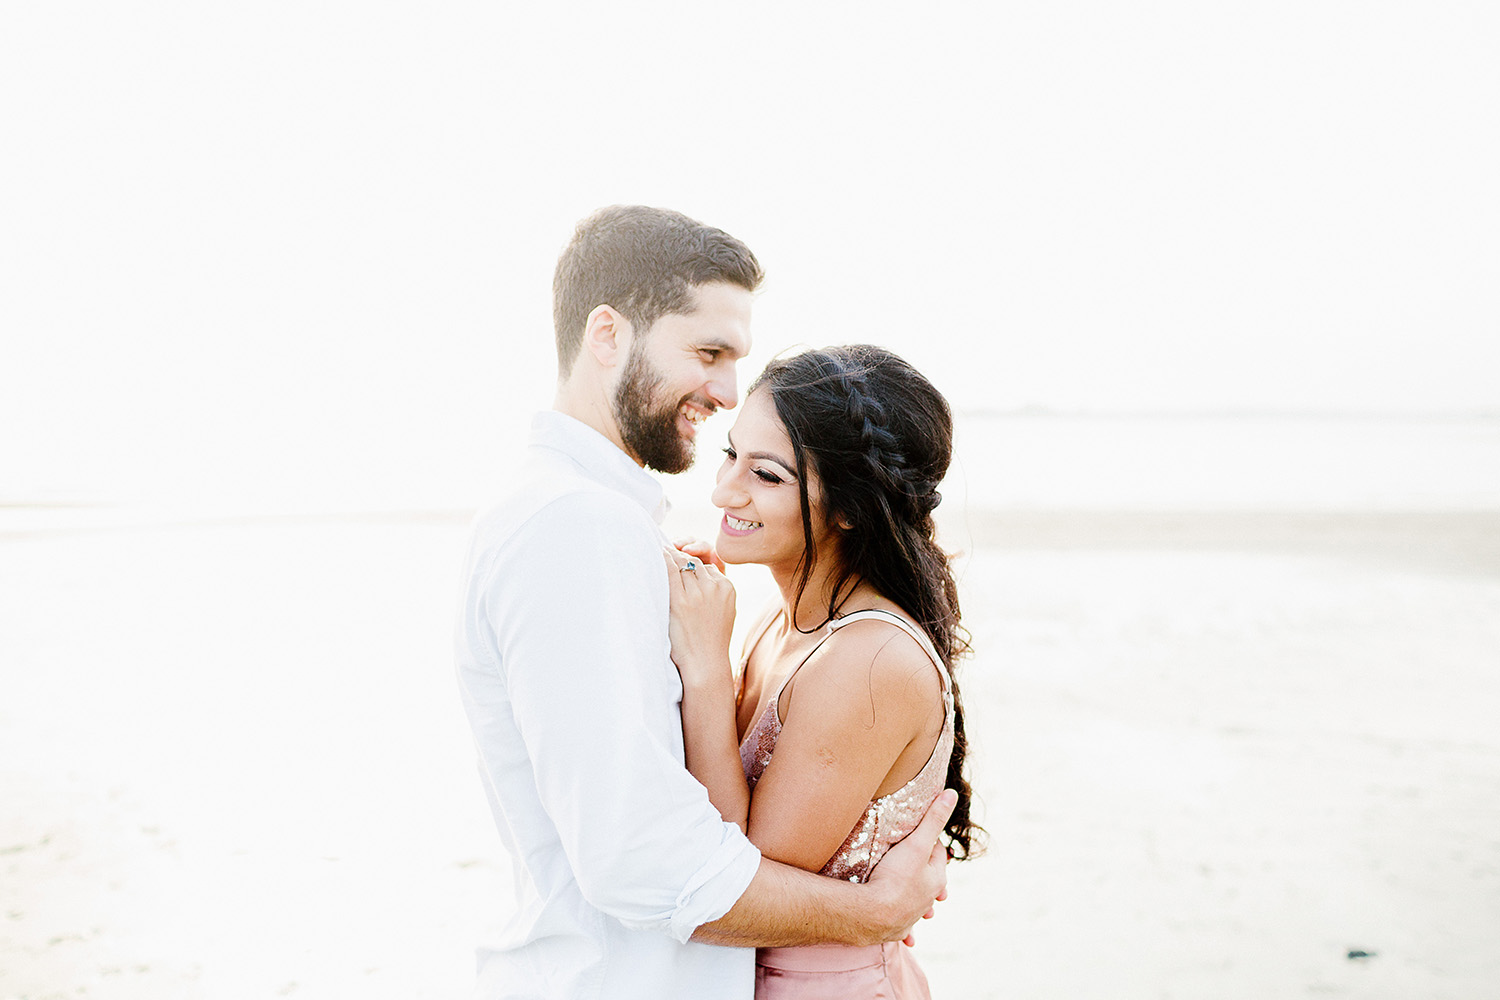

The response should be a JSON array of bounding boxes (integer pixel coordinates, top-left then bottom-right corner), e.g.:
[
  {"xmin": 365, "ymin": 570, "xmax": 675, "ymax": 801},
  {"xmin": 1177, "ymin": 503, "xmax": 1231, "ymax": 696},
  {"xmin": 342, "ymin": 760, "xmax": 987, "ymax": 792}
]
[{"xmin": 770, "ymin": 558, "xmax": 873, "ymax": 634}]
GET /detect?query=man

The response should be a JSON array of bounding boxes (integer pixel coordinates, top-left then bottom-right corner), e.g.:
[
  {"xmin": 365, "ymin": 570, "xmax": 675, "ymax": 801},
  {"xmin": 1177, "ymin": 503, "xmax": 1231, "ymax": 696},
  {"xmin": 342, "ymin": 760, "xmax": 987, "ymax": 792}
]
[{"xmin": 455, "ymin": 206, "xmax": 954, "ymax": 999}]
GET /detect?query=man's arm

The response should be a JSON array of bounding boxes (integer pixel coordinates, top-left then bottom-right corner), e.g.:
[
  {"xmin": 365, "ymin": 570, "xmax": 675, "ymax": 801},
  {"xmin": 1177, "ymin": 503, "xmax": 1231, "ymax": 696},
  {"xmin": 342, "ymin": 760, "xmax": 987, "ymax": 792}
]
[{"xmin": 692, "ymin": 789, "xmax": 956, "ymax": 947}]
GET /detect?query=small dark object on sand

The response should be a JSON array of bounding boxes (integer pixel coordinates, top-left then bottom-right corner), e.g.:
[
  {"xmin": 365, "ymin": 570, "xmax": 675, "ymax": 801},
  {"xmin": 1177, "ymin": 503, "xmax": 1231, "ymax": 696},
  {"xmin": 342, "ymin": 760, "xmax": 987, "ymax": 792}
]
[{"xmin": 1347, "ymin": 949, "xmax": 1376, "ymax": 960}]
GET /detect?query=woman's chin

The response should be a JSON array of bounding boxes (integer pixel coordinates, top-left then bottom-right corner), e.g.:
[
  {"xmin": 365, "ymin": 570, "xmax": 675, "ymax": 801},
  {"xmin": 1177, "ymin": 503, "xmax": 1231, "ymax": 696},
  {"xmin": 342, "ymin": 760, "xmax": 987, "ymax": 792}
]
[{"xmin": 713, "ymin": 536, "xmax": 752, "ymax": 566}]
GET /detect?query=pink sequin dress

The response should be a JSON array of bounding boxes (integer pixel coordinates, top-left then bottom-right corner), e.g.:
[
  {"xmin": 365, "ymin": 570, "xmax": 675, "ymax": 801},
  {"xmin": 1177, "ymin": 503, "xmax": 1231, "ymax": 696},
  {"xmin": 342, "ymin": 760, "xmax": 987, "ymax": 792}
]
[{"xmin": 738, "ymin": 609, "xmax": 954, "ymax": 999}]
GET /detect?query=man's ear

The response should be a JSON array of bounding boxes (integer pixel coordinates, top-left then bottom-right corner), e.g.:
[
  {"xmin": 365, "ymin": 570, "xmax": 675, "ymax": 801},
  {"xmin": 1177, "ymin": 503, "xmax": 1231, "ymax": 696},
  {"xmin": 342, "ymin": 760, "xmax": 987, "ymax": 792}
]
[{"xmin": 582, "ymin": 304, "xmax": 632, "ymax": 368}]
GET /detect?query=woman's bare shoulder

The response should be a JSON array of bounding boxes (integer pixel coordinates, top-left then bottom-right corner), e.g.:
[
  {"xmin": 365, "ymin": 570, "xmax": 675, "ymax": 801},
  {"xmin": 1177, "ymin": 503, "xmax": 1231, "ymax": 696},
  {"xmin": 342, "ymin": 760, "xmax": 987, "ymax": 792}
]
[{"xmin": 788, "ymin": 613, "xmax": 943, "ymax": 724}]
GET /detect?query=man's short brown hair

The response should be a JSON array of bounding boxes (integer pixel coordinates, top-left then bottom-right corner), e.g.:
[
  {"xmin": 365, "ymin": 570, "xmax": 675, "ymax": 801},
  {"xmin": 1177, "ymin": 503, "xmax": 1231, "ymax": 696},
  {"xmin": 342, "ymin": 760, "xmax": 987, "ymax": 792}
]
[{"xmin": 552, "ymin": 206, "xmax": 763, "ymax": 376}]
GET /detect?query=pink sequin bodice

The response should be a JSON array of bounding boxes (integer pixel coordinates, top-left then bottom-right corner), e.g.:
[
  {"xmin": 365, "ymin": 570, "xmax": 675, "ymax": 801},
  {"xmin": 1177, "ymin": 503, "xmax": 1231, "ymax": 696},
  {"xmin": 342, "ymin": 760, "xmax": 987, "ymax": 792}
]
[{"xmin": 737, "ymin": 610, "xmax": 955, "ymax": 883}]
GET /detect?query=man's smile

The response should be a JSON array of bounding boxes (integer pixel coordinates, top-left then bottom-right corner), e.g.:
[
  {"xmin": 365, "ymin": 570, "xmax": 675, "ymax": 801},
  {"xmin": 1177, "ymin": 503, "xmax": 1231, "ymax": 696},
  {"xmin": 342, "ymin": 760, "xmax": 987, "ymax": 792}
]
[{"xmin": 678, "ymin": 400, "xmax": 715, "ymax": 436}]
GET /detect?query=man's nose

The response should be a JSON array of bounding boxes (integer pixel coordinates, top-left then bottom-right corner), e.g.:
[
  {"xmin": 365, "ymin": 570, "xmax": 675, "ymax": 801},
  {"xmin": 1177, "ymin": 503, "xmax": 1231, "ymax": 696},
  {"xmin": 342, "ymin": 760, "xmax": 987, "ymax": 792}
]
[{"xmin": 706, "ymin": 371, "xmax": 738, "ymax": 411}]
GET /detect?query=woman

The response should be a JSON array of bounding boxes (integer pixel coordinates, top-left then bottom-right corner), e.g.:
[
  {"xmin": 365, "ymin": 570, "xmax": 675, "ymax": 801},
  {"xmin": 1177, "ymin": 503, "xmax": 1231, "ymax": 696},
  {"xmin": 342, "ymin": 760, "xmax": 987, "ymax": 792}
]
[{"xmin": 665, "ymin": 345, "xmax": 981, "ymax": 998}]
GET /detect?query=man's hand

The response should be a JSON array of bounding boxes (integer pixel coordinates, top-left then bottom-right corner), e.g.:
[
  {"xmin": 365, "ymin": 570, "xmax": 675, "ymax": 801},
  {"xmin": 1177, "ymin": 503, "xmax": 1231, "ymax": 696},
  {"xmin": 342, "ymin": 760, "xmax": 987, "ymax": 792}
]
[
  {"xmin": 864, "ymin": 789, "xmax": 956, "ymax": 945},
  {"xmin": 902, "ymin": 884, "xmax": 949, "ymax": 947},
  {"xmin": 692, "ymin": 790, "xmax": 957, "ymax": 950}
]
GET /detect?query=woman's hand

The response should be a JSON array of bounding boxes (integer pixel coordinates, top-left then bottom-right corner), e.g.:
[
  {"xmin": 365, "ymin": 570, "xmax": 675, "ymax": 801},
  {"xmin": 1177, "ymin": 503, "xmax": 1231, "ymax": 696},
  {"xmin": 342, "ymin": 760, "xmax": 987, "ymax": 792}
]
[
  {"xmin": 663, "ymin": 546, "xmax": 750, "ymax": 829},
  {"xmin": 671, "ymin": 537, "xmax": 725, "ymax": 572},
  {"xmin": 663, "ymin": 547, "xmax": 736, "ymax": 687}
]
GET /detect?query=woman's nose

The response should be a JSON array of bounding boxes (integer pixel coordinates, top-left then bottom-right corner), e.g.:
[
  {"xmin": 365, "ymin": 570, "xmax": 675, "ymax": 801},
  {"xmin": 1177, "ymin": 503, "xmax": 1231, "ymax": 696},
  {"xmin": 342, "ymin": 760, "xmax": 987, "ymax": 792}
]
[{"xmin": 711, "ymin": 470, "xmax": 748, "ymax": 510}]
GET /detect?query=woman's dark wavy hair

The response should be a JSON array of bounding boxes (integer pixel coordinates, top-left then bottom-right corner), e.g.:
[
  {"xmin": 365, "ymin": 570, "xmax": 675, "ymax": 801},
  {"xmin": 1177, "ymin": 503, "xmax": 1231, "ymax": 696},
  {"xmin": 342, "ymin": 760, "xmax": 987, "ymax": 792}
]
[{"xmin": 749, "ymin": 344, "xmax": 984, "ymax": 860}]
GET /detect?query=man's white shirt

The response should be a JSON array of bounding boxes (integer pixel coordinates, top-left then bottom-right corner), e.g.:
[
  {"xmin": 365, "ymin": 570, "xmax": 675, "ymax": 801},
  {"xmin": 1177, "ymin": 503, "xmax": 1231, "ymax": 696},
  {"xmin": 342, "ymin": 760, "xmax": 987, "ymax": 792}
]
[{"xmin": 455, "ymin": 411, "xmax": 761, "ymax": 1000}]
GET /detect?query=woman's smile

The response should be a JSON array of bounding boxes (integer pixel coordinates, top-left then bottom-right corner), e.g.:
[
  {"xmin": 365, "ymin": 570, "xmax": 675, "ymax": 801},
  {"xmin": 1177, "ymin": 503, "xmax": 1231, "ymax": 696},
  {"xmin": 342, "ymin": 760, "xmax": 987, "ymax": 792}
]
[{"xmin": 721, "ymin": 513, "xmax": 764, "ymax": 536}]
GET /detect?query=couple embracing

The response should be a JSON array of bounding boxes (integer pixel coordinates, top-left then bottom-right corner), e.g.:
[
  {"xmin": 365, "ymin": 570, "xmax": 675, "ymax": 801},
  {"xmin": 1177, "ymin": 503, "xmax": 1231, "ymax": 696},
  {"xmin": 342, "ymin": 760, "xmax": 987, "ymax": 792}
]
[{"xmin": 455, "ymin": 206, "xmax": 981, "ymax": 1000}]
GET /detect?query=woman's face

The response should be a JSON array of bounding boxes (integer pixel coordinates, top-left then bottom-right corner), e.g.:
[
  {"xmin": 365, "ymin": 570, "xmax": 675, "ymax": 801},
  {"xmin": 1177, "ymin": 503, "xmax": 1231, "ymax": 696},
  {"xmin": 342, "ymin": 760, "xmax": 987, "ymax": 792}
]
[{"xmin": 711, "ymin": 387, "xmax": 837, "ymax": 571}]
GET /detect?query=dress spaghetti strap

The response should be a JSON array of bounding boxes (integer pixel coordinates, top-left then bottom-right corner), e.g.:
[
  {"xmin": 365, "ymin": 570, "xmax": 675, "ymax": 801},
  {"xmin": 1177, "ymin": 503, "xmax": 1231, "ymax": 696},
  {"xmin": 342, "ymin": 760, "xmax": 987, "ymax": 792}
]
[
  {"xmin": 827, "ymin": 609, "xmax": 951, "ymax": 693},
  {"xmin": 753, "ymin": 608, "xmax": 952, "ymax": 725}
]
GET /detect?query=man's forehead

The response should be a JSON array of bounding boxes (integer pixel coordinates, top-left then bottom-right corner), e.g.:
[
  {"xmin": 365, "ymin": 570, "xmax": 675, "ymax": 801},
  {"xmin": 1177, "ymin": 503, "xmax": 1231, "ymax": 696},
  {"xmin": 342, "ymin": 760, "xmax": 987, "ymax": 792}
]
[{"xmin": 663, "ymin": 283, "xmax": 753, "ymax": 354}]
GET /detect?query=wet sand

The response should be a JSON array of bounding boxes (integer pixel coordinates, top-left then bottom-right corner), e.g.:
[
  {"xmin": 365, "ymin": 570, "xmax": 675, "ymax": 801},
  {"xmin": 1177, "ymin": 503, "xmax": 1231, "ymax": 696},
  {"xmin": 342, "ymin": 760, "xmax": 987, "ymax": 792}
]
[{"xmin": 2, "ymin": 507, "xmax": 1497, "ymax": 998}]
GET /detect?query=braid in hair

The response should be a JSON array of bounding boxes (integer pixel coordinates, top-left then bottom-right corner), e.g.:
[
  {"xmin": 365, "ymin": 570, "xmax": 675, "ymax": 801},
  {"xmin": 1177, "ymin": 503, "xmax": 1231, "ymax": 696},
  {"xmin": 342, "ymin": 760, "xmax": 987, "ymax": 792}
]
[{"xmin": 749, "ymin": 345, "xmax": 984, "ymax": 860}]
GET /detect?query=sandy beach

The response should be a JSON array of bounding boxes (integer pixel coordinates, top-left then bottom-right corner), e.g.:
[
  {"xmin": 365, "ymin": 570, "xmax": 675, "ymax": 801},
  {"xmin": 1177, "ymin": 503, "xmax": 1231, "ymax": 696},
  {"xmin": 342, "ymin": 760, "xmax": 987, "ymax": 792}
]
[
  {"xmin": 4, "ymin": 0, "xmax": 1497, "ymax": 993},
  {"xmin": 2, "ymin": 504, "xmax": 1497, "ymax": 998}
]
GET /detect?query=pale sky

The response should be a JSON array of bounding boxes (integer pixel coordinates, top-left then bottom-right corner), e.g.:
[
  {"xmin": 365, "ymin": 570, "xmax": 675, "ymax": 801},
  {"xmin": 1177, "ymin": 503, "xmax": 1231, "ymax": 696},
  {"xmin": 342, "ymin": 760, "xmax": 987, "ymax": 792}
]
[{"xmin": 3, "ymin": 2, "xmax": 1496, "ymax": 505}]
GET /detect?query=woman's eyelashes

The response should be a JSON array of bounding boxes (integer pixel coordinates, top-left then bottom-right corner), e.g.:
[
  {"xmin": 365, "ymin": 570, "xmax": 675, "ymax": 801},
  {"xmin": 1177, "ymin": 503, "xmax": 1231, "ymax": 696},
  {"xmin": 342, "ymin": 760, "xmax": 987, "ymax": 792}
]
[{"xmin": 721, "ymin": 446, "xmax": 786, "ymax": 485}]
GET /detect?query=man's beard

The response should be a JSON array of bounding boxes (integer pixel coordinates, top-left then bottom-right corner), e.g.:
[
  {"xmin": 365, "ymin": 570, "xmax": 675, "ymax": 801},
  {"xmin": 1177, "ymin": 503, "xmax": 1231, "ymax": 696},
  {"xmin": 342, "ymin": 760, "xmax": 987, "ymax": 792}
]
[{"xmin": 613, "ymin": 344, "xmax": 697, "ymax": 474}]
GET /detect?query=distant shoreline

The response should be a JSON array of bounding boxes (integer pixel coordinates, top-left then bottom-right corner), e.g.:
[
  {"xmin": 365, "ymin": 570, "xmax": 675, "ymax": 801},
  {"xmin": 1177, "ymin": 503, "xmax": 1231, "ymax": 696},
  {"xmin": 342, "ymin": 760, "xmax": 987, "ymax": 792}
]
[
  {"xmin": 951, "ymin": 407, "xmax": 1500, "ymax": 422},
  {"xmin": 6, "ymin": 505, "xmax": 1499, "ymax": 581},
  {"xmin": 945, "ymin": 504, "xmax": 1498, "ymax": 557}
]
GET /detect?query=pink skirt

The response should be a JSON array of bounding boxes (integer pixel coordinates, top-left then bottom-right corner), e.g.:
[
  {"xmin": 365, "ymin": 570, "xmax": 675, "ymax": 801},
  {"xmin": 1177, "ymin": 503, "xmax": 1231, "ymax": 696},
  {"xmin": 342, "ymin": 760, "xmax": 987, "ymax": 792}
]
[{"xmin": 754, "ymin": 942, "xmax": 932, "ymax": 999}]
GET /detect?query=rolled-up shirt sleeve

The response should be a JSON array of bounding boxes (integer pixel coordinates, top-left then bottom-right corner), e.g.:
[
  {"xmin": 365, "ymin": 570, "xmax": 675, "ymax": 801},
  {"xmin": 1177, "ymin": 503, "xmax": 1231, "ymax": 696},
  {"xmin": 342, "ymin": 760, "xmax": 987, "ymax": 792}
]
[{"xmin": 482, "ymin": 489, "xmax": 760, "ymax": 940}]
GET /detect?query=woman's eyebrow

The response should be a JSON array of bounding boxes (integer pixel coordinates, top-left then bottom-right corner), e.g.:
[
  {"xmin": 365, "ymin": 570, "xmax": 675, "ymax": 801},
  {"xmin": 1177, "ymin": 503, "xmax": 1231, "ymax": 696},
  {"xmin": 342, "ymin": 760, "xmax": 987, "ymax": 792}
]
[
  {"xmin": 752, "ymin": 452, "xmax": 795, "ymax": 474},
  {"xmin": 726, "ymin": 431, "xmax": 796, "ymax": 477}
]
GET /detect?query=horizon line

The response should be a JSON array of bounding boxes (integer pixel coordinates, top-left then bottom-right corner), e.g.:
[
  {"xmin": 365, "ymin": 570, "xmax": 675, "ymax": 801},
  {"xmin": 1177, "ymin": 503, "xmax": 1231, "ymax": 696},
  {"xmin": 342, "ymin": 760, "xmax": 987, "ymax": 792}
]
[{"xmin": 953, "ymin": 405, "xmax": 1500, "ymax": 421}]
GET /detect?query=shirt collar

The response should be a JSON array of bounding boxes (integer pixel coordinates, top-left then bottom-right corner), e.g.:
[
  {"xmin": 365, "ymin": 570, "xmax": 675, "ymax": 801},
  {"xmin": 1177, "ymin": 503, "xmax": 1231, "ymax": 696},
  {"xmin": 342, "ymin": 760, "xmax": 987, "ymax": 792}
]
[{"xmin": 529, "ymin": 410, "xmax": 670, "ymax": 524}]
